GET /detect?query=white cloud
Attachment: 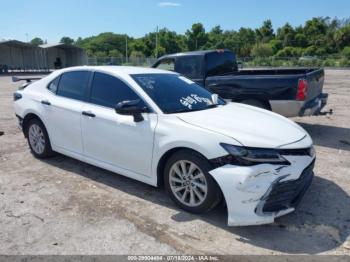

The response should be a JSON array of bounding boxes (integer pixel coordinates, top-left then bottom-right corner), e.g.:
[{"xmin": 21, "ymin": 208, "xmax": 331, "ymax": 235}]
[{"xmin": 158, "ymin": 2, "xmax": 181, "ymax": 7}]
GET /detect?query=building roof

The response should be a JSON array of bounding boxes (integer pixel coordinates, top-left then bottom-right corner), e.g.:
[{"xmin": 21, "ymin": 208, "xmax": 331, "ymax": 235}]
[
  {"xmin": 40, "ymin": 43, "xmax": 83, "ymax": 50},
  {"xmin": 0, "ymin": 40, "xmax": 36, "ymax": 48}
]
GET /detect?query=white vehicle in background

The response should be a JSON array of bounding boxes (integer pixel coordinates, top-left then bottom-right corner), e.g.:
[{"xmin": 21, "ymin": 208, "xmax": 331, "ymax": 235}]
[{"xmin": 13, "ymin": 66, "xmax": 316, "ymax": 226}]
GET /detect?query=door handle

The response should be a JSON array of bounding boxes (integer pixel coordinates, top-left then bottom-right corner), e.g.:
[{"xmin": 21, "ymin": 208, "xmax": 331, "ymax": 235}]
[
  {"xmin": 41, "ymin": 100, "xmax": 51, "ymax": 105},
  {"xmin": 82, "ymin": 111, "xmax": 96, "ymax": 117}
]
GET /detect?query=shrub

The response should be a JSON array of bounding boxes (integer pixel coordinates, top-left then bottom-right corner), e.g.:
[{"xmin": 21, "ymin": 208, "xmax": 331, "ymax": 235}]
[
  {"xmin": 275, "ymin": 47, "xmax": 302, "ymax": 57},
  {"xmin": 250, "ymin": 44, "xmax": 274, "ymax": 57},
  {"xmin": 342, "ymin": 47, "xmax": 350, "ymax": 59}
]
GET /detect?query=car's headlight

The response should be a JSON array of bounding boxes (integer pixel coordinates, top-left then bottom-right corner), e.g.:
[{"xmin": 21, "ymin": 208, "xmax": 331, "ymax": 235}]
[{"xmin": 218, "ymin": 143, "xmax": 290, "ymax": 166}]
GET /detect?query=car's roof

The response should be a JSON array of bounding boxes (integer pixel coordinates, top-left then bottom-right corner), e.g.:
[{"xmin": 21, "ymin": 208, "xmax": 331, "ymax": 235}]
[{"xmin": 58, "ymin": 66, "xmax": 176, "ymax": 75}]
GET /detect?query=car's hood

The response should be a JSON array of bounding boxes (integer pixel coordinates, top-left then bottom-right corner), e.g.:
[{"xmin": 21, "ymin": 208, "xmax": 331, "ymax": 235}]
[{"xmin": 176, "ymin": 103, "xmax": 309, "ymax": 148}]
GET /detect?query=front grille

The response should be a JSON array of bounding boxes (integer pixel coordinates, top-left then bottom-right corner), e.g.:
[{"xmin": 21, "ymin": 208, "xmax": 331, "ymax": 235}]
[
  {"xmin": 262, "ymin": 159, "xmax": 315, "ymax": 213},
  {"xmin": 278, "ymin": 147, "xmax": 313, "ymax": 156}
]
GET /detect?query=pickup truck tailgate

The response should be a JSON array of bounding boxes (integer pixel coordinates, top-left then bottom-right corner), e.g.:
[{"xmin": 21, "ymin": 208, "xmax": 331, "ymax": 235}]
[{"xmin": 305, "ymin": 68, "xmax": 324, "ymax": 101}]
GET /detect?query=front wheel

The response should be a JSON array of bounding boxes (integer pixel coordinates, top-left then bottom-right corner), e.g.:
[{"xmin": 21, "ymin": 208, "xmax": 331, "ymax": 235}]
[{"xmin": 164, "ymin": 150, "xmax": 221, "ymax": 213}]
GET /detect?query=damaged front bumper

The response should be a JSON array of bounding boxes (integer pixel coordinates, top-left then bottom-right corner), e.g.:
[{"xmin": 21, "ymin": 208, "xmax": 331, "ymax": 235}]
[{"xmin": 209, "ymin": 155, "xmax": 315, "ymax": 226}]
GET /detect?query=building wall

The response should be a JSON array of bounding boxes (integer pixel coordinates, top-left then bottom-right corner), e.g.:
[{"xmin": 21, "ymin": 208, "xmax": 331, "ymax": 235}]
[
  {"xmin": 0, "ymin": 43, "xmax": 87, "ymax": 70},
  {"xmin": 0, "ymin": 44, "xmax": 48, "ymax": 69},
  {"xmin": 44, "ymin": 47, "xmax": 88, "ymax": 69},
  {"xmin": 0, "ymin": 44, "xmax": 14, "ymax": 66},
  {"xmin": 46, "ymin": 48, "xmax": 67, "ymax": 68}
]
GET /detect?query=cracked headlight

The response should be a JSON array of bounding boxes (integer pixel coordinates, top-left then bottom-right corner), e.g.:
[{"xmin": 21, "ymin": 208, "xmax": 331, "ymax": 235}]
[{"xmin": 216, "ymin": 143, "xmax": 290, "ymax": 166}]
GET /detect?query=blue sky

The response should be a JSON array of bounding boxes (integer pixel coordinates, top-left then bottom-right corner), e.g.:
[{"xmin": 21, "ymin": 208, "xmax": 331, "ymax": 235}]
[{"xmin": 0, "ymin": 0, "xmax": 349, "ymax": 43}]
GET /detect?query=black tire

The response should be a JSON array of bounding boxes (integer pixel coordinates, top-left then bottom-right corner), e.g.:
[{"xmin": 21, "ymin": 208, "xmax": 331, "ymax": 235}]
[
  {"xmin": 164, "ymin": 150, "xmax": 221, "ymax": 214},
  {"xmin": 25, "ymin": 118, "xmax": 54, "ymax": 158},
  {"xmin": 241, "ymin": 99, "xmax": 269, "ymax": 110}
]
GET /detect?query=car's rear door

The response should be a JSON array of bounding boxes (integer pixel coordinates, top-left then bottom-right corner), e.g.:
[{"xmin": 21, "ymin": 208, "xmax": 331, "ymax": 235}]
[
  {"xmin": 81, "ymin": 72, "xmax": 157, "ymax": 177},
  {"xmin": 43, "ymin": 70, "xmax": 91, "ymax": 156}
]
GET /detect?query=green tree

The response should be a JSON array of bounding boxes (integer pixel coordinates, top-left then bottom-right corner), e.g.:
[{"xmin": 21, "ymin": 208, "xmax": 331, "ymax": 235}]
[
  {"xmin": 185, "ymin": 23, "xmax": 208, "ymax": 50},
  {"xmin": 294, "ymin": 34, "xmax": 308, "ymax": 47},
  {"xmin": 157, "ymin": 29, "xmax": 184, "ymax": 54},
  {"xmin": 342, "ymin": 46, "xmax": 350, "ymax": 58},
  {"xmin": 30, "ymin": 37, "xmax": 44, "ymax": 46},
  {"xmin": 303, "ymin": 17, "xmax": 328, "ymax": 48},
  {"xmin": 70, "ymin": 16, "xmax": 350, "ymax": 61},
  {"xmin": 334, "ymin": 25, "xmax": 350, "ymax": 49},
  {"xmin": 276, "ymin": 23, "xmax": 295, "ymax": 47},
  {"xmin": 60, "ymin": 36, "xmax": 75, "ymax": 45},
  {"xmin": 269, "ymin": 39, "xmax": 283, "ymax": 54},
  {"xmin": 109, "ymin": 49, "xmax": 123, "ymax": 58},
  {"xmin": 205, "ymin": 25, "xmax": 225, "ymax": 49},
  {"xmin": 256, "ymin": 20, "xmax": 274, "ymax": 43}
]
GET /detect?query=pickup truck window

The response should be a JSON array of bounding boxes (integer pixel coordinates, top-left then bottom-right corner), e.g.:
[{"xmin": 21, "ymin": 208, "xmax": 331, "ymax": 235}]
[
  {"xmin": 131, "ymin": 73, "xmax": 225, "ymax": 114},
  {"xmin": 156, "ymin": 58, "xmax": 175, "ymax": 71},
  {"xmin": 206, "ymin": 52, "xmax": 237, "ymax": 76},
  {"xmin": 175, "ymin": 56, "xmax": 202, "ymax": 79}
]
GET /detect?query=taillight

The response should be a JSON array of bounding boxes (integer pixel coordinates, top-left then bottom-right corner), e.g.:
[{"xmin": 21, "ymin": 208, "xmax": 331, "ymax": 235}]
[{"xmin": 297, "ymin": 79, "xmax": 308, "ymax": 101}]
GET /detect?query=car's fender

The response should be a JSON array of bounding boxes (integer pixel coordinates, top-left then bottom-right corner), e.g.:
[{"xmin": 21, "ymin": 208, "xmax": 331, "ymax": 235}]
[{"xmin": 151, "ymin": 115, "xmax": 239, "ymax": 183}]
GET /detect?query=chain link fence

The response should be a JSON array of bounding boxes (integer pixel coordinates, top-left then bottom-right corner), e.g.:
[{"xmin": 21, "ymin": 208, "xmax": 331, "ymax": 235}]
[
  {"xmin": 238, "ymin": 56, "xmax": 350, "ymax": 68},
  {"xmin": 87, "ymin": 56, "xmax": 350, "ymax": 68},
  {"xmin": 87, "ymin": 57, "xmax": 157, "ymax": 67}
]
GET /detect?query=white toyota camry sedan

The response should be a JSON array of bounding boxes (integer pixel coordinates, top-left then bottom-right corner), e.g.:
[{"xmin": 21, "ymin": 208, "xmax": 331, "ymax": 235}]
[{"xmin": 13, "ymin": 66, "xmax": 316, "ymax": 226}]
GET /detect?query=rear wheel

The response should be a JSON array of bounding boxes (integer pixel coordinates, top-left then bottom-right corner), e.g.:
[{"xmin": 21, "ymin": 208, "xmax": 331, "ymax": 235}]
[
  {"xmin": 26, "ymin": 119, "xmax": 54, "ymax": 158},
  {"xmin": 164, "ymin": 150, "xmax": 221, "ymax": 213}
]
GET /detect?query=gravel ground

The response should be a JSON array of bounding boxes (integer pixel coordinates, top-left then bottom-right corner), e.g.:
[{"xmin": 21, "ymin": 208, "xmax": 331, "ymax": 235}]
[{"xmin": 0, "ymin": 70, "xmax": 349, "ymax": 255}]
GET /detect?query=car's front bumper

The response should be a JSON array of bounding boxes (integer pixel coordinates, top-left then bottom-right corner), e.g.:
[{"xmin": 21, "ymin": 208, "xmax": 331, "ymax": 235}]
[
  {"xmin": 269, "ymin": 93, "xmax": 328, "ymax": 117},
  {"xmin": 209, "ymin": 154, "xmax": 315, "ymax": 226}
]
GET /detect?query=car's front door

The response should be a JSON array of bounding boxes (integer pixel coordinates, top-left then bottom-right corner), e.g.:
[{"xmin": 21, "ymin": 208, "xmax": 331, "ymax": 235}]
[
  {"xmin": 81, "ymin": 72, "xmax": 157, "ymax": 177},
  {"xmin": 43, "ymin": 70, "xmax": 91, "ymax": 155}
]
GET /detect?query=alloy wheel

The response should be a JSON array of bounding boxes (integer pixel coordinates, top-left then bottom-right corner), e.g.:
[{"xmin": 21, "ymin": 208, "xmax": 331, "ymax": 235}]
[
  {"xmin": 169, "ymin": 160, "xmax": 208, "ymax": 207},
  {"xmin": 28, "ymin": 124, "xmax": 46, "ymax": 154}
]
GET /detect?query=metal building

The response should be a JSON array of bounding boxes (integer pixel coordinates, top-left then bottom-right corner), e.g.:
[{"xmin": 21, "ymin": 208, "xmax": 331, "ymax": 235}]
[
  {"xmin": 0, "ymin": 40, "xmax": 87, "ymax": 72},
  {"xmin": 0, "ymin": 40, "xmax": 46, "ymax": 71},
  {"xmin": 40, "ymin": 43, "xmax": 87, "ymax": 69}
]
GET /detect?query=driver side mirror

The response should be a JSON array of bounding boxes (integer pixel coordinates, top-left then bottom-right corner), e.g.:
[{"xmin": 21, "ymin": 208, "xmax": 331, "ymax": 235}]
[{"xmin": 115, "ymin": 99, "xmax": 147, "ymax": 122}]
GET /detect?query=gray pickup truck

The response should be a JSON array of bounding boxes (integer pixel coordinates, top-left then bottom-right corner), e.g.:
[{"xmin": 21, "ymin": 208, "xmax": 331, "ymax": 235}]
[{"xmin": 152, "ymin": 50, "xmax": 329, "ymax": 117}]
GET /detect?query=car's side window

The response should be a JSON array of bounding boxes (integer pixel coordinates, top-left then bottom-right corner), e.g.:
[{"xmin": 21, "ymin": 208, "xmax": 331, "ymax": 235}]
[
  {"xmin": 47, "ymin": 76, "xmax": 60, "ymax": 93},
  {"xmin": 56, "ymin": 71, "xmax": 90, "ymax": 101},
  {"xmin": 90, "ymin": 72, "xmax": 145, "ymax": 108},
  {"xmin": 156, "ymin": 59, "xmax": 175, "ymax": 71}
]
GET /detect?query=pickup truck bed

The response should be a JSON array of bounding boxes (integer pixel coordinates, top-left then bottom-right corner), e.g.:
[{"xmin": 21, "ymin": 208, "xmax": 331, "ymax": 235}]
[
  {"xmin": 152, "ymin": 50, "xmax": 328, "ymax": 117},
  {"xmin": 205, "ymin": 68, "xmax": 326, "ymax": 117}
]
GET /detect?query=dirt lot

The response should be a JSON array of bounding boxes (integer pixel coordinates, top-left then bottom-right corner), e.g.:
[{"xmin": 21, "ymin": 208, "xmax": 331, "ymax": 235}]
[{"xmin": 0, "ymin": 70, "xmax": 349, "ymax": 255}]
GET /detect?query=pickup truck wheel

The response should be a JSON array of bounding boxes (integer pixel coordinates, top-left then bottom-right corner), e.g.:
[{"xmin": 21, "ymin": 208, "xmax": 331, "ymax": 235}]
[
  {"xmin": 164, "ymin": 150, "xmax": 221, "ymax": 214},
  {"xmin": 26, "ymin": 119, "xmax": 54, "ymax": 158},
  {"xmin": 241, "ymin": 99, "xmax": 269, "ymax": 110}
]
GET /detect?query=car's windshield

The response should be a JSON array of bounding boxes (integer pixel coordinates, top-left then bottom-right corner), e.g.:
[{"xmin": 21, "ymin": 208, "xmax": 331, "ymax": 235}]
[{"xmin": 131, "ymin": 73, "xmax": 225, "ymax": 114}]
